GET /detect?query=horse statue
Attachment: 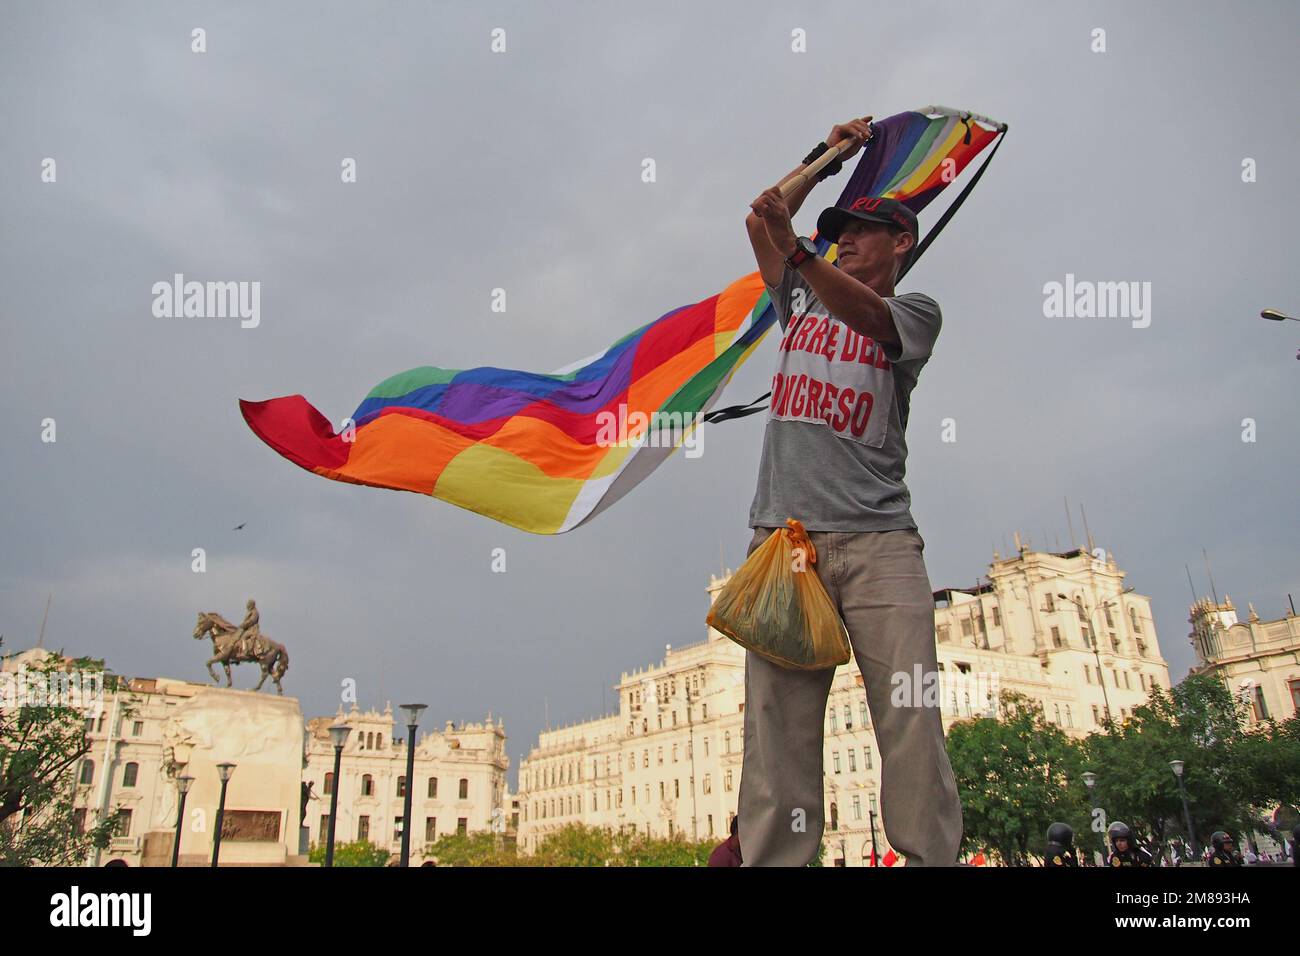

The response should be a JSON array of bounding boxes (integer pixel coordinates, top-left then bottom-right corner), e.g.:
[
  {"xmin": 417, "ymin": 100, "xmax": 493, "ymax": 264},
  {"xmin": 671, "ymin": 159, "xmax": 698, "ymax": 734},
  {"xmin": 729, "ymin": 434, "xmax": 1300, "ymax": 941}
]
[{"xmin": 193, "ymin": 605, "xmax": 290, "ymax": 695}]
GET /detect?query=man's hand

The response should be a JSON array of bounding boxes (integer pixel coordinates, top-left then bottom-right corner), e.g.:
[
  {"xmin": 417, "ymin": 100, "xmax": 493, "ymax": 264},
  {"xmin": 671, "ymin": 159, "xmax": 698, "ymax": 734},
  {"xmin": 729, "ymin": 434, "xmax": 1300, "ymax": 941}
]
[
  {"xmin": 750, "ymin": 186, "xmax": 797, "ymax": 258},
  {"xmin": 825, "ymin": 115, "xmax": 874, "ymax": 163}
]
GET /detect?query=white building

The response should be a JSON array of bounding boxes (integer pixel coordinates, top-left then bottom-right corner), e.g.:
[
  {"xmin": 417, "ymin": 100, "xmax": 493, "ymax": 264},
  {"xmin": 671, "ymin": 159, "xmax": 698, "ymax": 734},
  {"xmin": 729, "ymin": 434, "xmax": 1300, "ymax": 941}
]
[
  {"xmin": 302, "ymin": 704, "xmax": 510, "ymax": 864},
  {"xmin": 516, "ymin": 540, "xmax": 1173, "ymax": 865},
  {"xmin": 1, "ymin": 647, "xmax": 509, "ymax": 866},
  {"xmin": 1188, "ymin": 595, "xmax": 1300, "ymax": 723}
]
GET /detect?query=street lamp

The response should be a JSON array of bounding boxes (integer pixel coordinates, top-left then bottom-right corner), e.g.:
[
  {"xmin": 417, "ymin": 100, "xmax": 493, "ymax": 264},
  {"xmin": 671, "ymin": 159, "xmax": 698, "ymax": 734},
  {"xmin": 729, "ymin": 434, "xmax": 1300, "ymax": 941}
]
[
  {"xmin": 1260, "ymin": 308, "xmax": 1296, "ymax": 321},
  {"xmin": 398, "ymin": 703, "xmax": 427, "ymax": 867},
  {"xmin": 211, "ymin": 762, "xmax": 236, "ymax": 867},
  {"xmin": 868, "ymin": 808, "xmax": 879, "ymax": 867},
  {"xmin": 325, "ymin": 724, "xmax": 352, "ymax": 868},
  {"xmin": 171, "ymin": 774, "xmax": 194, "ymax": 868},
  {"xmin": 1057, "ymin": 589, "xmax": 1133, "ymax": 724},
  {"xmin": 1083, "ymin": 772, "xmax": 1100, "ymax": 866},
  {"xmin": 1170, "ymin": 760, "xmax": 1200, "ymax": 861}
]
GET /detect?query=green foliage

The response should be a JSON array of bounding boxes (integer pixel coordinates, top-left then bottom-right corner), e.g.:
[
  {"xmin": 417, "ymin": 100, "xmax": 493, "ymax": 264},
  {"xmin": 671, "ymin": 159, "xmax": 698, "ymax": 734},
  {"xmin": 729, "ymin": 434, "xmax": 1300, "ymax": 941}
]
[
  {"xmin": 424, "ymin": 830, "xmax": 510, "ymax": 867},
  {"xmin": 946, "ymin": 674, "xmax": 1300, "ymax": 865},
  {"xmin": 946, "ymin": 691, "xmax": 1091, "ymax": 865},
  {"xmin": 412, "ymin": 824, "xmax": 713, "ymax": 867},
  {"xmin": 1081, "ymin": 673, "xmax": 1295, "ymax": 856},
  {"xmin": 529, "ymin": 823, "xmax": 712, "ymax": 867},
  {"xmin": 0, "ymin": 643, "xmax": 124, "ymax": 865},
  {"xmin": 308, "ymin": 839, "xmax": 392, "ymax": 867}
]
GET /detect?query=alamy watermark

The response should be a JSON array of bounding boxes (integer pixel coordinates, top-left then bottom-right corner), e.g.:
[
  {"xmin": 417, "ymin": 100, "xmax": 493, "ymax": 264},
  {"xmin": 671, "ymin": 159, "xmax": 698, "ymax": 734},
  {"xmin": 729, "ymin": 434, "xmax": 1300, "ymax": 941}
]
[
  {"xmin": 152, "ymin": 273, "xmax": 260, "ymax": 328},
  {"xmin": 1042, "ymin": 274, "xmax": 1151, "ymax": 329},
  {"xmin": 0, "ymin": 668, "xmax": 105, "ymax": 716},
  {"xmin": 890, "ymin": 664, "xmax": 1000, "ymax": 713},
  {"xmin": 593, "ymin": 404, "xmax": 704, "ymax": 458}
]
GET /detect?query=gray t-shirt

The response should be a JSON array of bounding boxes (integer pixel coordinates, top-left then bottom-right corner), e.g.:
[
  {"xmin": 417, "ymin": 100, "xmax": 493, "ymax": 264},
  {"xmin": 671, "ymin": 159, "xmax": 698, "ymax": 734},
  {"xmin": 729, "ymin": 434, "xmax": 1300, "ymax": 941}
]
[{"xmin": 747, "ymin": 262, "xmax": 942, "ymax": 532}]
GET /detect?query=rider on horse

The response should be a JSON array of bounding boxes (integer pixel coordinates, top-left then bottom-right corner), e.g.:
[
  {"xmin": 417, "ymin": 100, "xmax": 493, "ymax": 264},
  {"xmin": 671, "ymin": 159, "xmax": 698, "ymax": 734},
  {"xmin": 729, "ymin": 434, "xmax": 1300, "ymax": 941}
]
[{"xmin": 234, "ymin": 599, "xmax": 263, "ymax": 658}]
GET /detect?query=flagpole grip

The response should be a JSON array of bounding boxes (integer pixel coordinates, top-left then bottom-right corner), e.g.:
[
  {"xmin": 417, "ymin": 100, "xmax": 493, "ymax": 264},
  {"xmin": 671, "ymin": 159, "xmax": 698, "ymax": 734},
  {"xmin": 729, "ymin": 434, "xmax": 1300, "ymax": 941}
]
[{"xmin": 777, "ymin": 137, "xmax": 860, "ymax": 198}]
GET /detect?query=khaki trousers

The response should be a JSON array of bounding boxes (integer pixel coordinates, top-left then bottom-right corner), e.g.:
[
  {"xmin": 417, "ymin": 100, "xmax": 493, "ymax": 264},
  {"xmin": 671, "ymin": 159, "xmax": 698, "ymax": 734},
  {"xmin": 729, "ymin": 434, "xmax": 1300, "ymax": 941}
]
[{"xmin": 736, "ymin": 526, "xmax": 963, "ymax": 866}]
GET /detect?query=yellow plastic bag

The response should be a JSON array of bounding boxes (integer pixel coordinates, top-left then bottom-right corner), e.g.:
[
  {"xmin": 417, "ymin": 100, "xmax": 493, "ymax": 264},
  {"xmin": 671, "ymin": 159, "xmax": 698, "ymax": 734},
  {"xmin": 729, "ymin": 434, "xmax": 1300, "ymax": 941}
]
[{"xmin": 707, "ymin": 519, "xmax": 851, "ymax": 670}]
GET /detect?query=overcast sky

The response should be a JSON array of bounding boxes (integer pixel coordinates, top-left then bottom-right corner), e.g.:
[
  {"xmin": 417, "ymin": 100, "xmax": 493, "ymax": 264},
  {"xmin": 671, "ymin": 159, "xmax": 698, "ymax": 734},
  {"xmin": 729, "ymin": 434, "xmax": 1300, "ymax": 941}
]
[{"xmin": 2, "ymin": 1, "xmax": 1296, "ymax": 785}]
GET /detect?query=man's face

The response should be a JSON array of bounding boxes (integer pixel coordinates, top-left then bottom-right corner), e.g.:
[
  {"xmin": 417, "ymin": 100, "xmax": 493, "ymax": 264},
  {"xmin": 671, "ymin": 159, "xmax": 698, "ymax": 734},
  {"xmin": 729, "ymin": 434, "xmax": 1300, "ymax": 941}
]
[
  {"xmin": 1116, "ymin": 837, "xmax": 1129, "ymax": 852},
  {"xmin": 834, "ymin": 219, "xmax": 912, "ymax": 282}
]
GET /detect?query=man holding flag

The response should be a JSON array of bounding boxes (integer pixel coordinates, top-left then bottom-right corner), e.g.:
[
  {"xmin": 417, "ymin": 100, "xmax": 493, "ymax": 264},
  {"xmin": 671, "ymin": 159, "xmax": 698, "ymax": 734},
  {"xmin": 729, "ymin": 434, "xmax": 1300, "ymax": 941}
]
[{"xmin": 734, "ymin": 115, "xmax": 963, "ymax": 867}]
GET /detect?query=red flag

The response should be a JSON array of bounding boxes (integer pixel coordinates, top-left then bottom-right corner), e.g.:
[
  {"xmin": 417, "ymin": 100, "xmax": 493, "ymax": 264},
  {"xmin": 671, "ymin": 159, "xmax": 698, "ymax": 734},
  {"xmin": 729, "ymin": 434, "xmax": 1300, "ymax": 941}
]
[
  {"xmin": 971, "ymin": 851, "xmax": 986, "ymax": 866},
  {"xmin": 882, "ymin": 849, "xmax": 898, "ymax": 867}
]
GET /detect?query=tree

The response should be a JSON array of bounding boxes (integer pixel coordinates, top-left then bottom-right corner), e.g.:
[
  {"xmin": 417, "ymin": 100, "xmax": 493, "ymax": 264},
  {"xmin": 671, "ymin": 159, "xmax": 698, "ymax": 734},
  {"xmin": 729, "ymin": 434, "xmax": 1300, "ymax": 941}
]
[
  {"xmin": 946, "ymin": 691, "xmax": 1092, "ymax": 865},
  {"xmin": 1082, "ymin": 674, "xmax": 1262, "ymax": 858},
  {"xmin": 1222, "ymin": 713, "xmax": 1300, "ymax": 846},
  {"xmin": 425, "ymin": 830, "xmax": 512, "ymax": 867},
  {"xmin": 307, "ymin": 839, "xmax": 392, "ymax": 867},
  {"xmin": 0, "ymin": 643, "xmax": 124, "ymax": 865}
]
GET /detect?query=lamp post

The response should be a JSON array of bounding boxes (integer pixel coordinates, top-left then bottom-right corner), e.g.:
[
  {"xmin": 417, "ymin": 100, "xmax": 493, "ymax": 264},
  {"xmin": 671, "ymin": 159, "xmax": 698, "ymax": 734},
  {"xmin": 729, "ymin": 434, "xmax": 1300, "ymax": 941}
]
[
  {"xmin": 211, "ymin": 762, "xmax": 236, "ymax": 867},
  {"xmin": 398, "ymin": 704, "xmax": 427, "ymax": 867},
  {"xmin": 1083, "ymin": 772, "xmax": 1100, "ymax": 866},
  {"xmin": 868, "ymin": 808, "xmax": 879, "ymax": 866},
  {"xmin": 325, "ymin": 724, "xmax": 351, "ymax": 868},
  {"xmin": 682, "ymin": 687, "xmax": 700, "ymax": 842},
  {"xmin": 1170, "ymin": 760, "xmax": 1200, "ymax": 861},
  {"xmin": 171, "ymin": 774, "xmax": 193, "ymax": 868},
  {"xmin": 1260, "ymin": 308, "xmax": 1296, "ymax": 322},
  {"xmin": 1057, "ymin": 589, "xmax": 1132, "ymax": 724}
]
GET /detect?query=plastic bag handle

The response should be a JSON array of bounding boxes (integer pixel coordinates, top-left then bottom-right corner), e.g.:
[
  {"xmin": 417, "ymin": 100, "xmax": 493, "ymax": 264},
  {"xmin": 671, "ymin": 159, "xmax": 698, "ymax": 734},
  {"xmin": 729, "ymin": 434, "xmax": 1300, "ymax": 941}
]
[{"xmin": 784, "ymin": 518, "xmax": 817, "ymax": 566}]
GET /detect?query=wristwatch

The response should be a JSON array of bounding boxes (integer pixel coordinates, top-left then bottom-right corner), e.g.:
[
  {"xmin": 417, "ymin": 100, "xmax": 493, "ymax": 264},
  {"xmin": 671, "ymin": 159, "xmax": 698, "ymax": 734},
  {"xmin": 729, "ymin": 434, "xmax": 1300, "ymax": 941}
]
[{"xmin": 785, "ymin": 236, "xmax": 818, "ymax": 270}]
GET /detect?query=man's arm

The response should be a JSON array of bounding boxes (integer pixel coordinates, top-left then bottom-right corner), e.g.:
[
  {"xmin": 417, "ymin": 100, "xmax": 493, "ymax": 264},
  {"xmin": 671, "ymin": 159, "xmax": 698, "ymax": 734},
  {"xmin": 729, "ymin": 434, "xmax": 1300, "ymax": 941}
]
[
  {"xmin": 751, "ymin": 189, "xmax": 901, "ymax": 347},
  {"xmin": 746, "ymin": 117, "xmax": 874, "ymax": 289},
  {"xmin": 796, "ymin": 257, "xmax": 900, "ymax": 346},
  {"xmin": 745, "ymin": 165, "xmax": 816, "ymax": 289}
]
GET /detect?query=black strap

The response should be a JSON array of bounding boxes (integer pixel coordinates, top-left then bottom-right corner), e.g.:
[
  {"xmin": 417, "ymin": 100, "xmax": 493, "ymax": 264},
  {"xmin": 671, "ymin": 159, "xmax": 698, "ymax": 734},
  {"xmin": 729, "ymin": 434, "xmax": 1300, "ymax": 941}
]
[
  {"xmin": 706, "ymin": 124, "xmax": 1007, "ymax": 424},
  {"xmin": 900, "ymin": 124, "xmax": 1007, "ymax": 280},
  {"xmin": 703, "ymin": 391, "xmax": 771, "ymax": 423}
]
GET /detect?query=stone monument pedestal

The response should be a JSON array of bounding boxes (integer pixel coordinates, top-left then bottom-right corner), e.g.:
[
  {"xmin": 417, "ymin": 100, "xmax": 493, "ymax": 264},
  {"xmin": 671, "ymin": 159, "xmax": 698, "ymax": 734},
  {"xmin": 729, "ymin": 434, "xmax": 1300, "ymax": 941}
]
[{"xmin": 165, "ymin": 686, "xmax": 305, "ymax": 867}]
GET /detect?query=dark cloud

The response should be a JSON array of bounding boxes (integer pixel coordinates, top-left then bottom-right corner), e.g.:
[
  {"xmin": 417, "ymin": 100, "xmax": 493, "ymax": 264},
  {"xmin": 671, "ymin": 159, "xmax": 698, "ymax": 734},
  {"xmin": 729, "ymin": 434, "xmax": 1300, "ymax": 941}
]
[{"xmin": 2, "ymin": 1, "xmax": 1297, "ymax": 784}]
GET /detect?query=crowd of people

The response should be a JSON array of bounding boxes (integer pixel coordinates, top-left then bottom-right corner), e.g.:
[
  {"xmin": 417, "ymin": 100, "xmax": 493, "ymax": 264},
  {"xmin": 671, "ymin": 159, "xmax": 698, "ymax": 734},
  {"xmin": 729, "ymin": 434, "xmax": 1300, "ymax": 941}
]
[{"xmin": 1042, "ymin": 821, "xmax": 1300, "ymax": 867}]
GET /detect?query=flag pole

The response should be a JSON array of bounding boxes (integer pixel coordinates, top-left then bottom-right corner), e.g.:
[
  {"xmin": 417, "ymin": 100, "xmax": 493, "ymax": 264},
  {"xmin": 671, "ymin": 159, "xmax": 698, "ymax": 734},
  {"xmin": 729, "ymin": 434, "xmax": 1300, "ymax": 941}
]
[{"xmin": 776, "ymin": 136, "xmax": 863, "ymax": 199}]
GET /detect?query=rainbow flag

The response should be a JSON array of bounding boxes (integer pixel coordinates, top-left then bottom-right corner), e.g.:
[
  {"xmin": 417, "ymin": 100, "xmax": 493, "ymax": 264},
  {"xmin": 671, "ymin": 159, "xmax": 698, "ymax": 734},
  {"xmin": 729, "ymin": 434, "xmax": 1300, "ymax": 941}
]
[{"xmin": 241, "ymin": 107, "xmax": 1006, "ymax": 534}]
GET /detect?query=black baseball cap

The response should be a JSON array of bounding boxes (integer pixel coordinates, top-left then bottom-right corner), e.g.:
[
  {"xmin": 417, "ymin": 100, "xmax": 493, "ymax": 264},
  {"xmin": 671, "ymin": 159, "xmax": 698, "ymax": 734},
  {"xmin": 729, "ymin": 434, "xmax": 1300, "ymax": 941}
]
[{"xmin": 817, "ymin": 196, "xmax": 919, "ymax": 253}]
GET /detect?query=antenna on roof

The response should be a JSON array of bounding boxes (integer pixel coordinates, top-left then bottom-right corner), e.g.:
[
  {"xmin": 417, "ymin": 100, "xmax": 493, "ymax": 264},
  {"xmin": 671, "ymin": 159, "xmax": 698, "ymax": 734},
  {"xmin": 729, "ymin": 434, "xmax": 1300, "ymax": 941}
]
[
  {"xmin": 1185, "ymin": 564, "xmax": 1198, "ymax": 603},
  {"xmin": 37, "ymin": 594, "xmax": 52, "ymax": 648},
  {"xmin": 1202, "ymin": 547, "xmax": 1220, "ymax": 606},
  {"xmin": 1064, "ymin": 497, "xmax": 1077, "ymax": 550},
  {"xmin": 1080, "ymin": 502, "xmax": 1094, "ymax": 554}
]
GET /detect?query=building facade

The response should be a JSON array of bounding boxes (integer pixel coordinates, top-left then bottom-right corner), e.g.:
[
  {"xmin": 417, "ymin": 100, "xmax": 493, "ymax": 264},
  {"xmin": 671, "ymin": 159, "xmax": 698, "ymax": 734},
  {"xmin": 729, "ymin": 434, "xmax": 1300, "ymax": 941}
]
[
  {"xmin": 1188, "ymin": 595, "xmax": 1300, "ymax": 724},
  {"xmin": 2, "ymin": 648, "xmax": 508, "ymax": 866},
  {"xmin": 515, "ymin": 541, "xmax": 1173, "ymax": 865},
  {"xmin": 302, "ymin": 705, "xmax": 510, "ymax": 865}
]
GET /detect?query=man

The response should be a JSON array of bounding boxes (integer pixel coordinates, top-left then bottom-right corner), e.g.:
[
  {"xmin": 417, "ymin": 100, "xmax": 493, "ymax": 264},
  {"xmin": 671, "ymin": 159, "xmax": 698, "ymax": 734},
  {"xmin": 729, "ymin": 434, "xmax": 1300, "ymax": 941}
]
[
  {"xmin": 1208, "ymin": 830, "xmax": 1243, "ymax": 867},
  {"xmin": 708, "ymin": 816, "xmax": 743, "ymax": 867},
  {"xmin": 1106, "ymin": 821, "xmax": 1153, "ymax": 867},
  {"xmin": 234, "ymin": 599, "xmax": 262, "ymax": 658},
  {"xmin": 735, "ymin": 116, "xmax": 961, "ymax": 867},
  {"xmin": 1043, "ymin": 822, "xmax": 1078, "ymax": 867}
]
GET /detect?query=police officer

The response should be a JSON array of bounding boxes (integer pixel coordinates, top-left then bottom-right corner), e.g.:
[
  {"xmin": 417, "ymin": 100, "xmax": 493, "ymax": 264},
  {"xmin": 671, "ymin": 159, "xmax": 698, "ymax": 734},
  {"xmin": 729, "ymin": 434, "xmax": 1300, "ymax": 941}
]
[
  {"xmin": 1044, "ymin": 822, "xmax": 1078, "ymax": 867},
  {"xmin": 1209, "ymin": 830, "xmax": 1243, "ymax": 866},
  {"xmin": 1292, "ymin": 823, "xmax": 1300, "ymax": 866},
  {"xmin": 1107, "ymin": 821, "xmax": 1153, "ymax": 867}
]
